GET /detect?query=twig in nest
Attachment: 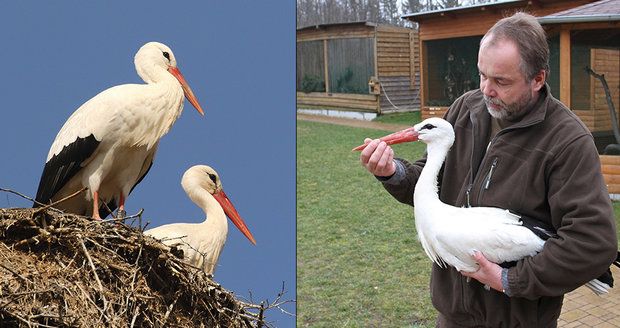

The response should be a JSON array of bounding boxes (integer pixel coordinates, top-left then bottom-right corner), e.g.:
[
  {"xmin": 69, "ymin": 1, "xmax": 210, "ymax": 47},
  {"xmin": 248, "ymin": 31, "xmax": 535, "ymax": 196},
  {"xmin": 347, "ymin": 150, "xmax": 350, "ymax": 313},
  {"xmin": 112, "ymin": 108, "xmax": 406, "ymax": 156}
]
[
  {"xmin": 161, "ymin": 296, "xmax": 179, "ymax": 326},
  {"xmin": 78, "ymin": 236, "xmax": 108, "ymax": 316},
  {"xmin": 32, "ymin": 187, "xmax": 88, "ymax": 215},
  {"xmin": 0, "ymin": 262, "xmax": 32, "ymax": 284},
  {"xmin": 0, "ymin": 187, "xmax": 46, "ymax": 207}
]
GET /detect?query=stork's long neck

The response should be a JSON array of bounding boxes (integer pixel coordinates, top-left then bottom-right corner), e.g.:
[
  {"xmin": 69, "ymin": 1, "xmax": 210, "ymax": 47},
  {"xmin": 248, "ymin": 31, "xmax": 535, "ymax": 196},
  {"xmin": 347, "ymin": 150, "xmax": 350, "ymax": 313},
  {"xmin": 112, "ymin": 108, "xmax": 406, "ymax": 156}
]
[
  {"xmin": 414, "ymin": 141, "xmax": 452, "ymax": 205},
  {"xmin": 185, "ymin": 185, "xmax": 228, "ymax": 235}
]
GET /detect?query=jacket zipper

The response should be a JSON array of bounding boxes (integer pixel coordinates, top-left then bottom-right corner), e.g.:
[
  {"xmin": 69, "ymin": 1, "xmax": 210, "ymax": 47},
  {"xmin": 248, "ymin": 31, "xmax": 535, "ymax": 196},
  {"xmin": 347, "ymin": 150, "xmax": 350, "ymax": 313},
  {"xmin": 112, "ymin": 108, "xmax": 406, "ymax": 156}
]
[
  {"xmin": 484, "ymin": 157, "xmax": 498, "ymax": 190},
  {"xmin": 465, "ymin": 184, "xmax": 473, "ymax": 208},
  {"xmin": 476, "ymin": 157, "xmax": 499, "ymax": 205}
]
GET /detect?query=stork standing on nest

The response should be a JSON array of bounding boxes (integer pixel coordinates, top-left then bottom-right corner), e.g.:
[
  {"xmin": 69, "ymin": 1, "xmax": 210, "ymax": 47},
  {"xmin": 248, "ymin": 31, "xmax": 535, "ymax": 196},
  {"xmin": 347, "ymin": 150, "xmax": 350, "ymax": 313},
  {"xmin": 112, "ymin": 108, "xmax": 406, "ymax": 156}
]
[
  {"xmin": 355, "ymin": 117, "xmax": 620, "ymax": 295},
  {"xmin": 33, "ymin": 42, "xmax": 204, "ymax": 220},
  {"xmin": 144, "ymin": 165, "xmax": 256, "ymax": 275}
]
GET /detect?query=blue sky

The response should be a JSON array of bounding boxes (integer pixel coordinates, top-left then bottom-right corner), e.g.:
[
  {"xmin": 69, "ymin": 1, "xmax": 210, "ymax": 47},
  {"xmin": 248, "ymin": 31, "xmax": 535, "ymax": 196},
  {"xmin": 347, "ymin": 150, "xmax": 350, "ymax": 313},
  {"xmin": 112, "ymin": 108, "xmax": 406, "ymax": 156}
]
[{"xmin": 0, "ymin": 1, "xmax": 295, "ymax": 326}]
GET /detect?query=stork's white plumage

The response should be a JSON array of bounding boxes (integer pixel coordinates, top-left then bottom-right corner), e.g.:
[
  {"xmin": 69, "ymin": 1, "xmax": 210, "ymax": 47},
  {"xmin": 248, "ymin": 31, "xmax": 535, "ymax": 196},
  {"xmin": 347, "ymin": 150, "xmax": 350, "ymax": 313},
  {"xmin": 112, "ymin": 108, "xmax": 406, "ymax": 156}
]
[
  {"xmin": 33, "ymin": 42, "xmax": 204, "ymax": 220},
  {"xmin": 144, "ymin": 165, "xmax": 256, "ymax": 275},
  {"xmin": 355, "ymin": 117, "xmax": 618, "ymax": 295}
]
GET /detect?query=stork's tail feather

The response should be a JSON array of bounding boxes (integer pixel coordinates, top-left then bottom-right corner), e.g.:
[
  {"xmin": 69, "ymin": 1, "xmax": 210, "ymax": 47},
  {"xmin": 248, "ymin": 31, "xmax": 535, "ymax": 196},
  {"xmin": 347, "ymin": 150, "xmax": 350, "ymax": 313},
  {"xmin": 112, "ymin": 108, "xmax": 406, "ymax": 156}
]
[
  {"xmin": 585, "ymin": 278, "xmax": 611, "ymax": 295},
  {"xmin": 586, "ymin": 253, "xmax": 619, "ymax": 296}
]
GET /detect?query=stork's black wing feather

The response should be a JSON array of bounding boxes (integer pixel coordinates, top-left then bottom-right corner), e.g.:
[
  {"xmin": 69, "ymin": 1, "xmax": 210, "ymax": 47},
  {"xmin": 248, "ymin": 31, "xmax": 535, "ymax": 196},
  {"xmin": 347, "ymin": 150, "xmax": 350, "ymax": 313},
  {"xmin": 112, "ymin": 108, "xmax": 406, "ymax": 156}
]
[
  {"xmin": 130, "ymin": 160, "xmax": 153, "ymax": 195},
  {"xmin": 33, "ymin": 134, "xmax": 100, "ymax": 208}
]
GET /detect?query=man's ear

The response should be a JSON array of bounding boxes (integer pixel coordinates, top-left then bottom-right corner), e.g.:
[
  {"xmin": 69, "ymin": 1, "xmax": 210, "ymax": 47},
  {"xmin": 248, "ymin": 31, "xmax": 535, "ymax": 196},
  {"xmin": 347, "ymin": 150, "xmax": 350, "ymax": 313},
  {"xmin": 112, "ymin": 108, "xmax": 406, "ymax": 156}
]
[{"xmin": 532, "ymin": 70, "xmax": 546, "ymax": 91}]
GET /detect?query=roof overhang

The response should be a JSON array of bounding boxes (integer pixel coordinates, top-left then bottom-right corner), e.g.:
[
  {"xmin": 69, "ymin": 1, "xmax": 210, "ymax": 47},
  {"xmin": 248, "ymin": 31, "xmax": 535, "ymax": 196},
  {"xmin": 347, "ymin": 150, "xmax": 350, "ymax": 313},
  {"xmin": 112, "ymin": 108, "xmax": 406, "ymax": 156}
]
[
  {"xmin": 401, "ymin": 0, "xmax": 524, "ymax": 22},
  {"xmin": 538, "ymin": 14, "xmax": 620, "ymax": 24},
  {"xmin": 296, "ymin": 21, "xmax": 377, "ymax": 32}
]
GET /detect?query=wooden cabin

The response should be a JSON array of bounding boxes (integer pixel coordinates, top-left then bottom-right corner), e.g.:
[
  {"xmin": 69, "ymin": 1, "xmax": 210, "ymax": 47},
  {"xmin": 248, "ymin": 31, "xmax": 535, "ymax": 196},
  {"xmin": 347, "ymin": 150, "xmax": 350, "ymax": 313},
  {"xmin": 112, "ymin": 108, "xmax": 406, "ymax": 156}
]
[
  {"xmin": 403, "ymin": 0, "xmax": 620, "ymax": 194},
  {"xmin": 296, "ymin": 22, "xmax": 420, "ymax": 114},
  {"xmin": 401, "ymin": 0, "xmax": 599, "ymax": 119}
]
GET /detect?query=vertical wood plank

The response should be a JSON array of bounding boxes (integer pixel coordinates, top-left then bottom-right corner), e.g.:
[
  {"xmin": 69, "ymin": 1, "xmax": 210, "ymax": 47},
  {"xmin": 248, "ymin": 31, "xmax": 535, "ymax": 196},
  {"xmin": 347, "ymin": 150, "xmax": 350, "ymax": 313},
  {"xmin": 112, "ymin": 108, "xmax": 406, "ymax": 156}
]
[
  {"xmin": 373, "ymin": 26, "xmax": 380, "ymax": 113},
  {"xmin": 323, "ymin": 39, "xmax": 330, "ymax": 94},
  {"xmin": 420, "ymin": 39, "xmax": 427, "ymax": 109},
  {"xmin": 410, "ymin": 31, "xmax": 416, "ymax": 90},
  {"xmin": 560, "ymin": 29, "xmax": 571, "ymax": 108}
]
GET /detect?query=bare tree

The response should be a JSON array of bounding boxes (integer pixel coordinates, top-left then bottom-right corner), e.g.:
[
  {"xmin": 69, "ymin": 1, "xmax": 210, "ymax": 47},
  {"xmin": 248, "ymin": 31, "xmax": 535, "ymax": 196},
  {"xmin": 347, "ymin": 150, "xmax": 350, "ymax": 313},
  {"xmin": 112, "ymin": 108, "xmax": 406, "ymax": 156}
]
[
  {"xmin": 381, "ymin": 0, "xmax": 400, "ymax": 25},
  {"xmin": 296, "ymin": 0, "xmax": 491, "ymax": 28}
]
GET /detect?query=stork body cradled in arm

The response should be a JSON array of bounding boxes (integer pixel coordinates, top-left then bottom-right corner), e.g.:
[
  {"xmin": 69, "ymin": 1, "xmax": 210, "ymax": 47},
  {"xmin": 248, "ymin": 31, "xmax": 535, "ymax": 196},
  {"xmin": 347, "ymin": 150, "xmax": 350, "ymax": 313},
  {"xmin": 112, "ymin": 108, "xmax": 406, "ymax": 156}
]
[
  {"xmin": 144, "ymin": 165, "xmax": 256, "ymax": 275},
  {"xmin": 33, "ymin": 42, "xmax": 204, "ymax": 220},
  {"xmin": 358, "ymin": 12, "xmax": 618, "ymax": 328}
]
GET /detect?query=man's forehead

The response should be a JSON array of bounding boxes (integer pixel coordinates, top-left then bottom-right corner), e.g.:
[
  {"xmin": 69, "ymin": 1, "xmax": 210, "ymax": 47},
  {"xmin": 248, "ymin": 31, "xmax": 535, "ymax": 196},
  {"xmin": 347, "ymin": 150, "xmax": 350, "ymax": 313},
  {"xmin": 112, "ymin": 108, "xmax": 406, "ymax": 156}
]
[{"xmin": 478, "ymin": 39, "xmax": 521, "ymax": 75}]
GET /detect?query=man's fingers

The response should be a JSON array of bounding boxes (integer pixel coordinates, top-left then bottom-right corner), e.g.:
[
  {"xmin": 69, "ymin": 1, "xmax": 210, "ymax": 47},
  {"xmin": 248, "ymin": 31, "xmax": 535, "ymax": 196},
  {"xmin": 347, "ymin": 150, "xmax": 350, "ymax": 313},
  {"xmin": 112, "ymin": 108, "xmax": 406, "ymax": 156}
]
[
  {"xmin": 360, "ymin": 139, "xmax": 380, "ymax": 165},
  {"xmin": 367, "ymin": 141, "xmax": 388, "ymax": 172}
]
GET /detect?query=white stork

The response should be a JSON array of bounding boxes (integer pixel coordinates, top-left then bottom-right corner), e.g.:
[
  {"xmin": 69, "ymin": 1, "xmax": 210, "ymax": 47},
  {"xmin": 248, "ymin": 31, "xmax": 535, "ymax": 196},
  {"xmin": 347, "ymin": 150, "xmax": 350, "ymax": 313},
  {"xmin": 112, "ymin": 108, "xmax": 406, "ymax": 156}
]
[
  {"xmin": 355, "ymin": 117, "xmax": 620, "ymax": 295},
  {"xmin": 144, "ymin": 165, "xmax": 256, "ymax": 275},
  {"xmin": 33, "ymin": 41, "xmax": 204, "ymax": 220}
]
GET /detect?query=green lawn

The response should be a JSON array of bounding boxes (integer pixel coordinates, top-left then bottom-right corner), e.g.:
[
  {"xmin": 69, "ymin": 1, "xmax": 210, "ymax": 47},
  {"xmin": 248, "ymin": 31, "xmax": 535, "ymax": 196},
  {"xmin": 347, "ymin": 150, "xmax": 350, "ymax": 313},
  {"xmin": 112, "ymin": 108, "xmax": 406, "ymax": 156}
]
[
  {"xmin": 297, "ymin": 119, "xmax": 620, "ymax": 327},
  {"xmin": 373, "ymin": 111, "xmax": 421, "ymax": 126}
]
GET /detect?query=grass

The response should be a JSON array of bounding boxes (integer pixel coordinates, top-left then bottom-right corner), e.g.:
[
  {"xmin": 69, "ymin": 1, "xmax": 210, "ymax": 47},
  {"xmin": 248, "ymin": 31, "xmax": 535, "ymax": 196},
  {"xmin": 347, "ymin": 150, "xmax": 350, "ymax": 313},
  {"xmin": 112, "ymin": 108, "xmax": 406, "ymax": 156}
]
[
  {"xmin": 373, "ymin": 111, "xmax": 421, "ymax": 126},
  {"xmin": 297, "ymin": 120, "xmax": 436, "ymax": 327},
  {"xmin": 297, "ymin": 119, "xmax": 620, "ymax": 327}
]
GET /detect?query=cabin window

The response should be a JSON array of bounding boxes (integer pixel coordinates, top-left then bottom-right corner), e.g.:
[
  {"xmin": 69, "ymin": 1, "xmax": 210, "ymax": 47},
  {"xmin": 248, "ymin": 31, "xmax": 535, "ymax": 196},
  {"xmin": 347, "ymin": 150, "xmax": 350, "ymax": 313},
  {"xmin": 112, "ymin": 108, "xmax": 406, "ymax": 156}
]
[
  {"xmin": 548, "ymin": 35, "xmax": 560, "ymax": 98},
  {"xmin": 297, "ymin": 40, "xmax": 326, "ymax": 93},
  {"xmin": 424, "ymin": 36, "xmax": 481, "ymax": 107},
  {"xmin": 327, "ymin": 37, "xmax": 374, "ymax": 94},
  {"xmin": 569, "ymin": 28, "xmax": 620, "ymax": 153},
  {"xmin": 296, "ymin": 37, "xmax": 375, "ymax": 95}
]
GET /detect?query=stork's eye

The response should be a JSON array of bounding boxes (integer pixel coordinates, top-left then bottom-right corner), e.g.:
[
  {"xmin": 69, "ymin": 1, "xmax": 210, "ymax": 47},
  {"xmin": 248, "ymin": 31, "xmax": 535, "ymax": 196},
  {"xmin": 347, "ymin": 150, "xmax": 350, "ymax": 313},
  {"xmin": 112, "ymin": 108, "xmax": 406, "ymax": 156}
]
[
  {"xmin": 422, "ymin": 124, "xmax": 436, "ymax": 130},
  {"xmin": 208, "ymin": 173, "xmax": 217, "ymax": 184},
  {"xmin": 162, "ymin": 51, "xmax": 171, "ymax": 61}
]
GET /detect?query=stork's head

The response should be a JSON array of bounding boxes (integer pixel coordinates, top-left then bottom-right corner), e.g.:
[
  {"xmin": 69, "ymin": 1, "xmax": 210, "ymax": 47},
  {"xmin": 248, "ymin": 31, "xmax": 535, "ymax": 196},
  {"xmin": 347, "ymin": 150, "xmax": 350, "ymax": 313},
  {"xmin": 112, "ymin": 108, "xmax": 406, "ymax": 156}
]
[
  {"xmin": 413, "ymin": 117, "xmax": 455, "ymax": 146},
  {"xmin": 353, "ymin": 117, "xmax": 455, "ymax": 151},
  {"xmin": 182, "ymin": 165, "xmax": 256, "ymax": 245},
  {"xmin": 134, "ymin": 42, "xmax": 205, "ymax": 115}
]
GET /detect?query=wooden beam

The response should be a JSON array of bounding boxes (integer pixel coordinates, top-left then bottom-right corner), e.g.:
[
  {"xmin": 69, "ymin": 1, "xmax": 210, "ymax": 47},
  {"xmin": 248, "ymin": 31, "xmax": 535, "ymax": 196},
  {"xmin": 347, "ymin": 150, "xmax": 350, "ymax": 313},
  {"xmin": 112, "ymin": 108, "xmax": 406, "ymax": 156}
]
[
  {"xmin": 410, "ymin": 31, "xmax": 416, "ymax": 90},
  {"xmin": 323, "ymin": 39, "xmax": 330, "ymax": 94},
  {"xmin": 559, "ymin": 29, "xmax": 571, "ymax": 108},
  {"xmin": 420, "ymin": 39, "xmax": 427, "ymax": 108},
  {"xmin": 373, "ymin": 26, "xmax": 380, "ymax": 114}
]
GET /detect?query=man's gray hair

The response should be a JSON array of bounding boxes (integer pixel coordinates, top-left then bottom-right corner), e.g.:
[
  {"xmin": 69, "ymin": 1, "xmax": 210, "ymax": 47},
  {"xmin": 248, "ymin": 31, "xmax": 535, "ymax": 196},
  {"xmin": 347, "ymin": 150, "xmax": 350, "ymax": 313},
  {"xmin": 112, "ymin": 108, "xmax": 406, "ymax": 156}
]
[{"xmin": 481, "ymin": 12, "xmax": 550, "ymax": 80}]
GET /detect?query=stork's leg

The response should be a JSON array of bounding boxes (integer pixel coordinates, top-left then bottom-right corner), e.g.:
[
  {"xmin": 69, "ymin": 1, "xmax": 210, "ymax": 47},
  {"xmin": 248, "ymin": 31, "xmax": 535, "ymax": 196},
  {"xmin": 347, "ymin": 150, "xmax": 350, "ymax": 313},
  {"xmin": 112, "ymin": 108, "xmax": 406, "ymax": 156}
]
[
  {"xmin": 92, "ymin": 191, "xmax": 102, "ymax": 220},
  {"xmin": 116, "ymin": 193, "xmax": 126, "ymax": 219}
]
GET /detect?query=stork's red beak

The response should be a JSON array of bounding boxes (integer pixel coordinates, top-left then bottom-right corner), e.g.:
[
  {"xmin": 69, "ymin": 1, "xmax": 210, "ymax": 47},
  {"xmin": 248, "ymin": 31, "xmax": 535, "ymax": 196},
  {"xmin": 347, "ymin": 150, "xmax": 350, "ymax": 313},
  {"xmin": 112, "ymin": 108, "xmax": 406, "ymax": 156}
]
[
  {"xmin": 352, "ymin": 127, "xmax": 419, "ymax": 151},
  {"xmin": 212, "ymin": 190, "xmax": 256, "ymax": 245},
  {"xmin": 168, "ymin": 66, "xmax": 205, "ymax": 116}
]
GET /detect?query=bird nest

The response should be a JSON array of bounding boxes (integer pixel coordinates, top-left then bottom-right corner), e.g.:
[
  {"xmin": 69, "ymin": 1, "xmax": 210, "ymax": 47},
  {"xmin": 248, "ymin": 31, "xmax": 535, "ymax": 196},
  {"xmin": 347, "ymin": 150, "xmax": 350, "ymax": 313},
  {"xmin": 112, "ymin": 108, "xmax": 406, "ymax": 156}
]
[{"xmin": 0, "ymin": 207, "xmax": 266, "ymax": 327}]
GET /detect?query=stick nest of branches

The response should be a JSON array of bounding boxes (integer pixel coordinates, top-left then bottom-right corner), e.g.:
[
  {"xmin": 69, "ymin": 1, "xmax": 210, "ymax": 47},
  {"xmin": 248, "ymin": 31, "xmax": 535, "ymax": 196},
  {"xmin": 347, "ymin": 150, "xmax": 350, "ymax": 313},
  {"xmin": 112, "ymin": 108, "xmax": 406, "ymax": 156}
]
[{"xmin": 0, "ymin": 208, "xmax": 261, "ymax": 327}]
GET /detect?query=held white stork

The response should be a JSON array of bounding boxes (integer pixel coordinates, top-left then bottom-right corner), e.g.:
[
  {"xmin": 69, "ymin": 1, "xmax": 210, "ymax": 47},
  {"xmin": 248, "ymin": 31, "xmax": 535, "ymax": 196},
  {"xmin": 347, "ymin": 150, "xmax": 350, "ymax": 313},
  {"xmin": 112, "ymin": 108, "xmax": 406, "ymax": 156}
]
[
  {"xmin": 33, "ymin": 41, "xmax": 204, "ymax": 220},
  {"xmin": 354, "ymin": 117, "xmax": 620, "ymax": 295},
  {"xmin": 144, "ymin": 165, "xmax": 256, "ymax": 275}
]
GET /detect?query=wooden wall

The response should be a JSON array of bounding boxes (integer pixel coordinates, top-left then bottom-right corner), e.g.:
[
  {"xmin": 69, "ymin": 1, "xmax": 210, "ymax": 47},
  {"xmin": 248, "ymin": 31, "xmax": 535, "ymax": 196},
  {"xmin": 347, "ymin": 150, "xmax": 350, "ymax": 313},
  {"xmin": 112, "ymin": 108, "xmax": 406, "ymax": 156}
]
[
  {"xmin": 415, "ymin": 0, "xmax": 594, "ymax": 41},
  {"xmin": 296, "ymin": 92, "xmax": 378, "ymax": 112},
  {"xmin": 376, "ymin": 25, "xmax": 420, "ymax": 112},
  {"xmin": 574, "ymin": 48, "xmax": 620, "ymax": 132},
  {"xmin": 297, "ymin": 24, "xmax": 374, "ymax": 42},
  {"xmin": 297, "ymin": 23, "xmax": 420, "ymax": 114},
  {"xmin": 601, "ymin": 155, "xmax": 620, "ymax": 194}
]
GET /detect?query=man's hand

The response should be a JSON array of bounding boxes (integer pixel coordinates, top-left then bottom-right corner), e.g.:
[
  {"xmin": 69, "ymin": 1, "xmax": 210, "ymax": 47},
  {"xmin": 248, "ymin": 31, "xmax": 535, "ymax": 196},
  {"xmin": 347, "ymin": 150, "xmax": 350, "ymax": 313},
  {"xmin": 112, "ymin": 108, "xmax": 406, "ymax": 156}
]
[
  {"xmin": 360, "ymin": 138, "xmax": 396, "ymax": 177},
  {"xmin": 460, "ymin": 251, "xmax": 504, "ymax": 293}
]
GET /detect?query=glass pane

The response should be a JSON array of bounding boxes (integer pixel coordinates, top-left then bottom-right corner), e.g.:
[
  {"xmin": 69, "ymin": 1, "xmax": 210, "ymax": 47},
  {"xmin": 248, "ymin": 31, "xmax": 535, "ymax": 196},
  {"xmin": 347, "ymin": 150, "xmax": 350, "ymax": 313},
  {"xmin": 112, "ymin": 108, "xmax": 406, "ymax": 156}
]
[
  {"xmin": 425, "ymin": 36, "xmax": 481, "ymax": 106},
  {"xmin": 297, "ymin": 40, "xmax": 325, "ymax": 92},
  {"xmin": 327, "ymin": 38, "xmax": 375, "ymax": 94},
  {"xmin": 548, "ymin": 35, "xmax": 560, "ymax": 98}
]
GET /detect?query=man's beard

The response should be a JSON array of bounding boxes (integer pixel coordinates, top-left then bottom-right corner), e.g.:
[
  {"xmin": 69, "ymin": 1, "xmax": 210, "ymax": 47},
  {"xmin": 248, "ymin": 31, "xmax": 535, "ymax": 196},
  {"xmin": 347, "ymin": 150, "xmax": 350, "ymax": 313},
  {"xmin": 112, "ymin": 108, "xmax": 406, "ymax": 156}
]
[{"xmin": 484, "ymin": 90, "xmax": 533, "ymax": 120}]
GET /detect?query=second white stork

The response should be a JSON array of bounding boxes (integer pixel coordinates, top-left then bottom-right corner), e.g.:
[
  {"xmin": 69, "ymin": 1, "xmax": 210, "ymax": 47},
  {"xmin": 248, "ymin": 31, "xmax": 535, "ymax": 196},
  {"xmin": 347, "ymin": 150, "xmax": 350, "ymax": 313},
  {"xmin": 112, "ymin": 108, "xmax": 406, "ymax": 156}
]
[
  {"xmin": 354, "ymin": 117, "xmax": 620, "ymax": 295},
  {"xmin": 144, "ymin": 165, "xmax": 256, "ymax": 275},
  {"xmin": 33, "ymin": 41, "xmax": 204, "ymax": 220}
]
